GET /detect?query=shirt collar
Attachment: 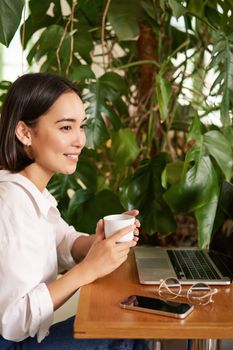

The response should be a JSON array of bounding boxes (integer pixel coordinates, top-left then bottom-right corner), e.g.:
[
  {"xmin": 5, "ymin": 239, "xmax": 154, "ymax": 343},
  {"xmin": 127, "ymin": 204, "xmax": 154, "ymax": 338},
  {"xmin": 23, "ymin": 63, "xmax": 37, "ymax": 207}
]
[{"xmin": 0, "ymin": 170, "xmax": 57, "ymax": 217}]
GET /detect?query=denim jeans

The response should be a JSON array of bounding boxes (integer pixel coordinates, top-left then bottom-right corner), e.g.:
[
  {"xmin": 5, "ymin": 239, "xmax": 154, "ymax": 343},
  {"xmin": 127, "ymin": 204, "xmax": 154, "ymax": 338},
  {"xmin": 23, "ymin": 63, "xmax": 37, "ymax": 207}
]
[{"xmin": 0, "ymin": 316, "xmax": 149, "ymax": 350}]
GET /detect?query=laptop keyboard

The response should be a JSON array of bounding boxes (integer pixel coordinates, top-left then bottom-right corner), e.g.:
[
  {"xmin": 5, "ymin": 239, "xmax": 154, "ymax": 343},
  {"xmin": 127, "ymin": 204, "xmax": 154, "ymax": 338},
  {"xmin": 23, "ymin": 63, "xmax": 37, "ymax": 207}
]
[
  {"xmin": 208, "ymin": 251, "xmax": 233, "ymax": 279},
  {"xmin": 167, "ymin": 250, "xmax": 221, "ymax": 280}
]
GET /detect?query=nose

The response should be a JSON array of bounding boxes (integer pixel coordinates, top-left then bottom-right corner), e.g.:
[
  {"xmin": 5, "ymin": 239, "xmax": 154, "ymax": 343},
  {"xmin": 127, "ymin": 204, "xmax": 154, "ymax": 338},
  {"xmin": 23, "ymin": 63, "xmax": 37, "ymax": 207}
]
[{"xmin": 72, "ymin": 128, "xmax": 86, "ymax": 150}]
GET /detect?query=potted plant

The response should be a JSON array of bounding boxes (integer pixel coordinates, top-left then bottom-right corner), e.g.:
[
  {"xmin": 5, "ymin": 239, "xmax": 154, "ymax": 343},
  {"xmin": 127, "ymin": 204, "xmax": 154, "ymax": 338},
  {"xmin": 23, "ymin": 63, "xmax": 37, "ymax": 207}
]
[{"xmin": 0, "ymin": 0, "xmax": 232, "ymax": 249}]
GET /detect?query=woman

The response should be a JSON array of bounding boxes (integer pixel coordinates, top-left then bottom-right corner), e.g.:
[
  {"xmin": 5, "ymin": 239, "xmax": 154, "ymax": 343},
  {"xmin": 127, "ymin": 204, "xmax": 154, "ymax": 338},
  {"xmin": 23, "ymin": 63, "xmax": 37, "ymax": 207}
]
[{"xmin": 0, "ymin": 73, "xmax": 148, "ymax": 350}]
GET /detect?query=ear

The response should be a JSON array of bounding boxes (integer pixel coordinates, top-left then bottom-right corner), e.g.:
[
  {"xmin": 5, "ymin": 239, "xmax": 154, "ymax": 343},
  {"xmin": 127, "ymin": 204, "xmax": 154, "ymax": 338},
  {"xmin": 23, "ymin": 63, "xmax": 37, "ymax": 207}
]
[{"xmin": 15, "ymin": 121, "xmax": 32, "ymax": 146}]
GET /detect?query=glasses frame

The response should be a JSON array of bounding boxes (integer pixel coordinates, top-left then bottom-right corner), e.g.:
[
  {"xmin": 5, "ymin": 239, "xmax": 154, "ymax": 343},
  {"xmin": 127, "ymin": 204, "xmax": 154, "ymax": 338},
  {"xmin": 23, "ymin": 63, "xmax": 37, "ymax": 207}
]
[{"xmin": 156, "ymin": 277, "xmax": 218, "ymax": 306}]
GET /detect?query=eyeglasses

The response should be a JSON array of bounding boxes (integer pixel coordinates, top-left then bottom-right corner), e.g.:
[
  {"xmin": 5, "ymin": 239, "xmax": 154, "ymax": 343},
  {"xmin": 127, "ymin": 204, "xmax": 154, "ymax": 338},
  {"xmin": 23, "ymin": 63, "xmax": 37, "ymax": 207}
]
[{"xmin": 154, "ymin": 277, "xmax": 218, "ymax": 305}]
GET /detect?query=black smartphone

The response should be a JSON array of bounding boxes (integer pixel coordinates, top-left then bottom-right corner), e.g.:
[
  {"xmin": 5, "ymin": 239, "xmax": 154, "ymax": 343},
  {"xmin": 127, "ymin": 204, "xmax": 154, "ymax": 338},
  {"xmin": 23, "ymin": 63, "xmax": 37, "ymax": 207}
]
[{"xmin": 120, "ymin": 295, "xmax": 193, "ymax": 319}]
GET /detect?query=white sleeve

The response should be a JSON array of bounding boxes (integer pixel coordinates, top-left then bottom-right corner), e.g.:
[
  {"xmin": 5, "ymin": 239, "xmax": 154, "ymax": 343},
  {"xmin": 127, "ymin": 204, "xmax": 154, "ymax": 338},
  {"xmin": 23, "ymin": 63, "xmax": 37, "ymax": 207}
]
[
  {"xmin": 0, "ymin": 234, "xmax": 54, "ymax": 342},
  {"xmin": 1, "ymin": 283, "xmax": 53, "ymax": 343},
  {"xmin": 0, "ymin": 197, "xmax": 54, "ymax": 342},
  {"xmin": 55, "ymin": 215, "xmax": 89, "ymax": 270}
]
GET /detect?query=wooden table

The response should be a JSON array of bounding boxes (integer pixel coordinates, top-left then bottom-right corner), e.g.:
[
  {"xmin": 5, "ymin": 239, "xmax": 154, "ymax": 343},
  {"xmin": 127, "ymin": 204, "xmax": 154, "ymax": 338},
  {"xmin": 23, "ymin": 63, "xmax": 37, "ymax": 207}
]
[{"xmin": 74, "ymin": 249, "xmax": 233, "ymax": 349}]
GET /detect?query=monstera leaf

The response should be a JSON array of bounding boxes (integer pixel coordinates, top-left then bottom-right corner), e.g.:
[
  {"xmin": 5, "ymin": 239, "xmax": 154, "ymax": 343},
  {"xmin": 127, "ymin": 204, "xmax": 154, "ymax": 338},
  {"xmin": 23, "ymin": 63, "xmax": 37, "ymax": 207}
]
[
  {"xmin": 0, "ymin": 0, "xmax": 24, "ymax": 46},
  {"xmin": 110, "ymin": 128, "xmax": 140, "ymax": 171},
  {"xmin": 164, "ymin": 155, "xmax": 220, "ymax": 248},
  {"xmin": 27, "ymin": 24, "xmax": 71, "ymax": 66},
  {"xmin": 47, "ymin": 157, "xmax": 98, "ymax": 219},
  {"xmin": 69, "ymin": 189, "xmax": 125, "ymax": 234},
  {"xmin": 84, "ymin": 72, "xmax": 127, "ymax": 148},
  {"xmin": 219, "ymin": 181, "xmax": 233, "ymax": 219},
  {"xmin": 120, "ymin": 154, "xmax": 176, "ymax": 235},
  {"xmin": 108, "ymin": 0, "xmax": 140, "ymax": 41},
  {"xmin": 204, "ymin": 130, "xmax": 233, "ymax": 181},
  {"xmin": 21, "ymin": 0, "xmax": 56, "ymax": 47}
]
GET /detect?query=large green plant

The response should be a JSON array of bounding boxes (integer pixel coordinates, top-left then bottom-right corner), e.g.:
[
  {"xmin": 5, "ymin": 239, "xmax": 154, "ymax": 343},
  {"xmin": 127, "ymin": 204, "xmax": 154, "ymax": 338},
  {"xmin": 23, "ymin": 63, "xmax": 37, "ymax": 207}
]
[{"xmin": 0, "ymin": 0, "xmax": 232, "ymax": 248}]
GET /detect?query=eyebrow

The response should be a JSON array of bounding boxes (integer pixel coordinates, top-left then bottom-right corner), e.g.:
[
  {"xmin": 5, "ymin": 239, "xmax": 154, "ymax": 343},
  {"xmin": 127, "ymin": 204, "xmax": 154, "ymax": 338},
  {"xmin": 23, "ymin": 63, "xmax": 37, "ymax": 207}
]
[{"xmin": 55, "ymin": 116, "xmax": 87, "ymax": 124}]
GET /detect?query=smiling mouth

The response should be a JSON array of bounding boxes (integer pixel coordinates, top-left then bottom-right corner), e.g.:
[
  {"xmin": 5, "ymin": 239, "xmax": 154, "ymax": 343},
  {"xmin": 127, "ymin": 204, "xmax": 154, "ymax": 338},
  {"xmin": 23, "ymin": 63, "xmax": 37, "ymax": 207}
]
[{"xmin": 64, "ymin": 154, "xmax": 79, "ymax": 160}]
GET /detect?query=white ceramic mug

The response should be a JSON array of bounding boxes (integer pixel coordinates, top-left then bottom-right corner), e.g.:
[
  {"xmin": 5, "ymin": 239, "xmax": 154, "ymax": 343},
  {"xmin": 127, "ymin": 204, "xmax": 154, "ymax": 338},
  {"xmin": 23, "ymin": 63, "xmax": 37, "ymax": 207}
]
[{"xmin": 103, "ymin": 214, "xmax": 135, "ymax": 243}]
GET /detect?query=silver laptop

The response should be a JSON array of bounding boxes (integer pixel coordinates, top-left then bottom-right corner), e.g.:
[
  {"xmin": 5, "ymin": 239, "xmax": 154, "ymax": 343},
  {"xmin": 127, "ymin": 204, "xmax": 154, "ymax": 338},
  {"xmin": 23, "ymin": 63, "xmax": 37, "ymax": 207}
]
[{"xmin": 134, "ymin": 246, "xmax": 233, "ymax": 285}]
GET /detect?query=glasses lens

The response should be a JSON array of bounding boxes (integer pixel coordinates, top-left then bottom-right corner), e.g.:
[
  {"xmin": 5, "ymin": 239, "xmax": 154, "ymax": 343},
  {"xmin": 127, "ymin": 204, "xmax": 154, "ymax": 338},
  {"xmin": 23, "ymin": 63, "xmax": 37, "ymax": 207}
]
[
  {"xmin": 159, "ymin": 277, "xmax": 181, "ymax": 299},
  {"xmin": 187, "ymin": 282, "xmax": 213, "ymax": 305}
]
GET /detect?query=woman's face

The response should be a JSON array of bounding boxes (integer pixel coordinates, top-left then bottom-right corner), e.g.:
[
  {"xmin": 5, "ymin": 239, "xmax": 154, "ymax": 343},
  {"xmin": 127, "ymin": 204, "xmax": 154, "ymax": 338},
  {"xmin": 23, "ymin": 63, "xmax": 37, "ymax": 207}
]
[{"xmin": 27, "ymin": 91, "xmax": 86, "ymax": 179}]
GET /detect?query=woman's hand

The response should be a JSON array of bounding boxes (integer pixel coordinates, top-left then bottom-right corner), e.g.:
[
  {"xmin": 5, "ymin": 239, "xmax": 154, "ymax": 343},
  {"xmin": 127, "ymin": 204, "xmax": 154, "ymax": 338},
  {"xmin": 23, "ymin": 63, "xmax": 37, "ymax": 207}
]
[
  {"xmin": 123, "ymin": 209, "xmax": 140, "ymax": 243},
  {"xmin": 94, "ymin": 209, "xmax": 140, "ymax": 243},
  {"xmin": 81, "ymin": 223, "xmax": 137, "ymax": 281},
  {"xmin": 72, "ymin": 209, "xmax": 140, "ymax": 263}
]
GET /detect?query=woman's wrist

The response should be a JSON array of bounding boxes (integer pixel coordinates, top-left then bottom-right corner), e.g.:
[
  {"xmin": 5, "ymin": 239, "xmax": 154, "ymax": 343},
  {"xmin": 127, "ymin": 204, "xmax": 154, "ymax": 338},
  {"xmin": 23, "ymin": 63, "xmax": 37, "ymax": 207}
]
[{"xmin": 71, "ymin": 235, "xmax": 95, "ymax": 262}]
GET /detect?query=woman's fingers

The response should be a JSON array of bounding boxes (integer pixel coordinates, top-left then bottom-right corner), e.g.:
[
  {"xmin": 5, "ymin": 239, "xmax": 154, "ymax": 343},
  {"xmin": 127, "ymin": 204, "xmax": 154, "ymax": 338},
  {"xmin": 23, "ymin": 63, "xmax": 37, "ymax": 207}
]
[{"xmin": 123, "ymin": 209, "xmax": 139, "ymax": 217}]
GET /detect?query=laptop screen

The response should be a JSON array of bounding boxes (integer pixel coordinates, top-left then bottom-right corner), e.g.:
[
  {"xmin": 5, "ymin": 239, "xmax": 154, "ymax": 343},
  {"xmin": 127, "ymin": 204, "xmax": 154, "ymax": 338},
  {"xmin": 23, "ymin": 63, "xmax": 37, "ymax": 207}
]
[{"xmin": 208, "ymin": 227, "xmax": 233, "ymax": 280}]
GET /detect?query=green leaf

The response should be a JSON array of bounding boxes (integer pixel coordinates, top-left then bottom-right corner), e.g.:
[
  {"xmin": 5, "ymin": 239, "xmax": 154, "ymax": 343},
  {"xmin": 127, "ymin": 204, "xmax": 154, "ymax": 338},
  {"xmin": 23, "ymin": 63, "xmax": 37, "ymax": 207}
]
[
  {"xmin": 120, "ymin": 154, "xmax": 176, "ymax": 235},
  {"xmin": 209, "ymin": 49, "xmax": 224, "ymax": 70},
  {"xmin": 74, "ymin": 0, "xmax": 103, "ymax": 31},
  {"xmin": 99, "ymin": 72, "xmax": 127, "ymax": 94},
  {"xmin": 219, "ymin": 181, "xmax": 233, "ymax": 219},
  {"xmin": 210, "ymin": 71, "xmax": 224, "ymax": 94},
  {"xmin": 205, "ymin": 6, "xmax": 223, "ymax": 30},
  {"xmin": 156, "ymin": 75, "xmax": 172, "ymax": 122},
  {"xmin": 140, "ymin": 0, "xmax": 157, "ymax": 21},
  {"xmin": 0, "ymin": 0, "xmax": 24, "ymax": 46},
  {"xmin": 48, "ymin": 174, "xmax": 77, "ymax": 202},
  {"xmin": 74, "ymin": 29, "xmax": 94, "ymax": 64},
  {"xmin": 209, "ymin": 33, "xmax": 233, "ymax": 127},
  {"xmin": 164, "ymin": 156, "xmax": 218, "ymax": 212},
  {"xmin": 22, "ymin": 0, "xmax": 64, "ymax": 48},
  {"xmin": 164, "ymin": 156, "xmax": 220, "ymax": 248},
  {"xmin": 84, "ymin": 73, "xmax": 126, "ymax": 148},
  {"xmin": 164, "ymin": 160, "xmax": 184, "ymax": 186},
  {"xmin": 221, "ymin": 88, "xmax": 231, "ymax": 127},
  {"xmin": 67, "ymin": 189, "xmax": 92, "ymax": 218},
  {"xmin": 76, "ymin": 158, "xmax": 98, "ymax": 192},
  {"xmin": 108, "ymin": 0, "xmax": 140, "ymax": 41},
  {"xmin": 110, "ymin": 128, "xmax": 140, "ymax": 170},
  {"xmin": 27, "ymin": 25, "xmax": 71, "ymax": 67},
  {"xmin": 70, "ymin": 189, "xmax": 125, "ymax": 234},
  {"xmin": 228, "ymin": 52, "xmax": 233, "ymax": 90},
  {"xmin": 187, "ymin": 114, "xmax": 202, "ymax": 147},
  {"xmin": 171, "ymin": 104, "xmax": 195, "ymax": 132},
  {"xmin": 223, "ymin": 125, "xmax": 233, "ymax": 148},
  {"xmin": 70, "ymin": 65, "xmax": 95, "ymax": 81},
  {"xmin": 29, "ymin": 0, "xmax": 51, "ymax": 19},
  {"xmin": 22, "ymin": 14, "xmax": 58, "ymax": 49},
  {"xmin": 195, "ymin": 195, "xmax": 219, "ymax": 248},
  {"xmin": 47, "ymin": 172, "xmax": 83, "ymax": 219},
  {"xmin": 85, "ymin": 106, "xmax": 109, "ymax": 149},
  {"xmin": 204, "ymin": 130, "xmax": 233, "ymax": 181},
  {"xmin": 168, "ymin": 0, "xmax": 187, "ymax": 18},
  {"xmin": 101, "ymin": 104, "xmax": 121, "ymax": 131},
  {"xmin": 0, "ymin": 80, "xmax": 11, "ymax": 107},
  {"xmin": 187, "ymin": 0, "xmax": 204, "ymax": 17}
]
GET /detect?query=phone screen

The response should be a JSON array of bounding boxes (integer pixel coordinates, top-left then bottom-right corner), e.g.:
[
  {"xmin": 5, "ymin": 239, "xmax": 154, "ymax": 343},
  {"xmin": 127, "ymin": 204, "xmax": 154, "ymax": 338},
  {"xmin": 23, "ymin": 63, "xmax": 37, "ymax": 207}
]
[{"xmin": 120, "ymin": 295, "xmax": 193, "ymax": 319}]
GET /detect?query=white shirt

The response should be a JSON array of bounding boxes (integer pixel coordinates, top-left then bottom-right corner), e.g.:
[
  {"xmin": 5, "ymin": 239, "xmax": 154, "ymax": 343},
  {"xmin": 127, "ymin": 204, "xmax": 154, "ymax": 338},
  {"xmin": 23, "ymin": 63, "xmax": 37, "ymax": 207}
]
[{"xmin": 0, "ymin": 170, "xmax": 86, "ymax": 342}]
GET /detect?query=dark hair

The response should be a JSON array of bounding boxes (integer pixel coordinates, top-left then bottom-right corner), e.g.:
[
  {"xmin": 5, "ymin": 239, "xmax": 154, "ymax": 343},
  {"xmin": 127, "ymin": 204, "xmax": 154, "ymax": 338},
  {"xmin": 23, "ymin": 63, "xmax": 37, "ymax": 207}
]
[{"xmin": 0, "ymin": 72, "xmax": 80, "ymax": 172}]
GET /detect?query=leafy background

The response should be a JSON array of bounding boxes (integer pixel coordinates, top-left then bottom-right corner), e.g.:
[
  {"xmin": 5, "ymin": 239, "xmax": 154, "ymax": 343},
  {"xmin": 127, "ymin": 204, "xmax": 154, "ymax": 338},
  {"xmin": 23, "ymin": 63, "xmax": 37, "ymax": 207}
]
[{"xmin": 0, "ymin": 0, "xmax": 233, "ymax": 250}]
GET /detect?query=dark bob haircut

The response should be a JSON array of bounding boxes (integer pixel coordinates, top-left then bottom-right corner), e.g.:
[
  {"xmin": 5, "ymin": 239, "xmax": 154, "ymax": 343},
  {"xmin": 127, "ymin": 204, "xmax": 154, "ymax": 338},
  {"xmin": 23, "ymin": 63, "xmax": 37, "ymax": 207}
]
[{"xmin": 0, "ymin": 72, "xmax": 80, "ymax": 172}]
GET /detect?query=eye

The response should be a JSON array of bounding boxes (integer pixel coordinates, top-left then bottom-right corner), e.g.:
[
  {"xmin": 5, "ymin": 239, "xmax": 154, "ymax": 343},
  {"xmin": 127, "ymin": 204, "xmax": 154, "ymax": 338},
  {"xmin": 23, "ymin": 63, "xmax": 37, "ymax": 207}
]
[
  {"xmin": 60, "ymin": 125, "xmax": 72, "ymax": 131},
  {"xmin": 80, "ymin": 123, "xmax": 87, "ymax": 130}
]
